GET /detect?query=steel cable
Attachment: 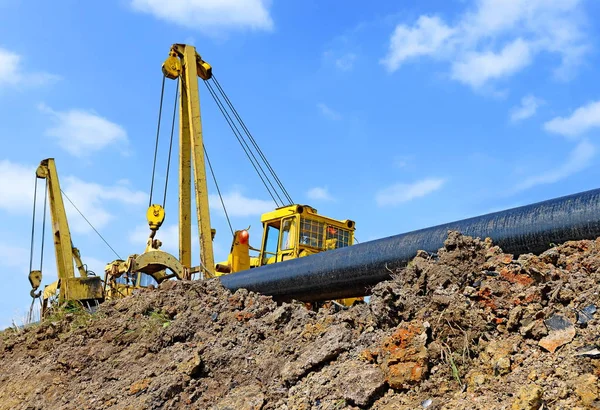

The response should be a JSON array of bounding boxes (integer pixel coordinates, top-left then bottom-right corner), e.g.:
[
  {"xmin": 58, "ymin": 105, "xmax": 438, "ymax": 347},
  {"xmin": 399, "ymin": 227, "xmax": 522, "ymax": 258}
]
[
  {"xmin": 61, "ymin": 189, "xmax": 122, "ymax": 260},
  {"xmin": 204, "ymin": 80, "xmax": 284, "ymax": 206},
  {"xmin": 211, "ymin": 75, "xmax": 294, "ymax": 205},
  {"xmin": 203, "ymin": 81, "xmax": 282, "ymax": 206},
  {"xmin": 27, "ymin": 296, "xmax": 37, "ymax": 325},
  {"xmin": 39, "ymin": 179, "xmax": 48, "ymax": 271},
  {"xmin": 28, "ymin": 176, "xmax": 38, "ymax": 277},
  {"xmin": 149, "ymin": 75, "xmax": 166, "ymax": 207},
  {"xmin": 163, "ymin": 77, "xmax": 180, "ymax": 208},
  {"xmin": 204, "ymin": 144, "xmax": 234, "ymax": 236}
]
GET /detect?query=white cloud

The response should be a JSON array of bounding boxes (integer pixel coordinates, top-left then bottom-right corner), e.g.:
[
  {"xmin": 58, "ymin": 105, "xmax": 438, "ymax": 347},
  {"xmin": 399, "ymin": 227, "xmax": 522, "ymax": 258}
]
[
  {"xmin": 376, "ymin": 178, "xmax": 445, "ymax": 207},
  {"xmin": 62, "ymin": 176, "xmax": 146, "ymax": 234},
  {"xmin": 510, "ymin": 94, "xmax": 544, "ymax": 122},
  {"xmin": 130, "ymin": 0, "xmax": 273, "ymax": 32},
  {"xmin": 209, "ymin": 190, "xmax": 273, "ymax": 217},
  {"xmin": 0, "ymin": 241, "xmax": 28, "ymax": 269},
  {"xmin": 0, "ymin": 161, "xmax": 145, "ymax": 235},
  {"xmin": 544, "ymin": 100, "xmax": 600, "ymax": 138},
  {"xmin": 381, "ymin": 15, "xmax": 454, "ymax": 72},
  {"xmin": 382, "ymin": 0, "xmax": 588, "ymax": 89},
  {"xmin": 127, "ymin": 223, "xmax": 231, "ymax": 263},
  {"xmin": 515, "ymin": 139, "xmax": 595, "ymax": 191},
  {"xmin": 461, "ymin": 0, "xmax": 581, "ymax": 36},
  {"xmin": 317, "ymin": 103, "xmax": 341, "ymax": 120},
  {"xmin": 307, "ymin": 187, "xmax": 334, "ymax": 201},
  {"xmin": 129, "ymin": 223, "xmax": 180, "ymax": 254},
  {"xmin": 322, "ymin": 33, "xmax": 359, "ymax": 72},
  {"xmin": 0, "ymin": 160, "xmax": 35, "ymax": 213},
  {"xmin": 39, "ymin": 104, "xmax": 128, "ymax": 157},
  {"xmin": 129, "ymin": 223, "xmax": 151, "ymax": 248},
  {"xmin": 0, "ymin": 48, "xmax": 21, "ymax": 87},
  {"xmin": 451, "ymin": 38, "xmax": 531, "ymax": 88},
  {"xmin": 0, "ymin": 47, "xmax": 58, "ymax": 88},
  {"xmin": 335, "ymin": 53, "xmax": 357, "ymax": 71}
]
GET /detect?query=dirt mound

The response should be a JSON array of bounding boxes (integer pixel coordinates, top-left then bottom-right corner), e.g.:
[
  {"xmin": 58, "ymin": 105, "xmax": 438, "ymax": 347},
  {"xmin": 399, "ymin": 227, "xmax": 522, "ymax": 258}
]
[{"xmin": 2, "ymin": 232, "xmax": 600, "ymax": 409}]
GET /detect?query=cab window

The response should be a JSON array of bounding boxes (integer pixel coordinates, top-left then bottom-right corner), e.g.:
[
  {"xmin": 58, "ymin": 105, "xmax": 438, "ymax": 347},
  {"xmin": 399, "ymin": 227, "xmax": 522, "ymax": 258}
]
[
  {"xmin": 299, "ymin": 217, "xmax": 324, "ymax": 249},
  {"xmin": 138, "ymin": 273, "xmax": 158, "ymax": 287}
]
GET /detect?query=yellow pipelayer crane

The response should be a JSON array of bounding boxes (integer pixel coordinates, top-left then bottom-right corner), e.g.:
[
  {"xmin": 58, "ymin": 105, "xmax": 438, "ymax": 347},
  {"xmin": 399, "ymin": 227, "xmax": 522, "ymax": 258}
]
[
  {"xmin": 27, "ymin": 158, "xmax": 172, "ymax": 315},
  {"xmin": 108, "ymin": 43, "xmax": 360, "ymax": 306},
  {"xmin": 28, "ymin": 159, "xmax": 104, "ymax": 316}
]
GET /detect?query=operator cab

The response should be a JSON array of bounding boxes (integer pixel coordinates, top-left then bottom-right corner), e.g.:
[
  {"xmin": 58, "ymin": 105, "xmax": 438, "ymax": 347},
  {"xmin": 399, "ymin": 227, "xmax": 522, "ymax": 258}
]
[{"xmin": 259, "ymin": 204, "xmax": 355, "ymax": 266}]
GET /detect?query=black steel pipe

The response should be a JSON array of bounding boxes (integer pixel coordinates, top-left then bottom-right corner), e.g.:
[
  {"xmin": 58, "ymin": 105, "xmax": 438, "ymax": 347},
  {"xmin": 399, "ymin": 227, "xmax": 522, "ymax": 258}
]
[{"xmin": 219, "ymin": 188, "xmax": 600, "ymax": 302}]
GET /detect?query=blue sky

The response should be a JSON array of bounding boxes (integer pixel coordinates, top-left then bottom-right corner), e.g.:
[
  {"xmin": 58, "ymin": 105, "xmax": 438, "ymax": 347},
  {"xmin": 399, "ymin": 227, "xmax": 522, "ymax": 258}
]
[{"xmin": 1, "ymin": 0, "xmax": 600, "ymax": 328}]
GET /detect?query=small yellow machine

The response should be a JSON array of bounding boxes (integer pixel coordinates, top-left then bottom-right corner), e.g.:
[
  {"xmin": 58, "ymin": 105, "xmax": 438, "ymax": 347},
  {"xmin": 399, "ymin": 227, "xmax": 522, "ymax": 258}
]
[
  {"xmin": 258, "ymin": 204, "xmax": 355, "ymax": 264},
  {"xmin": 215, "ymin": 205, "xmax": 355, "ymax": 274},
  {"xmin": 28, "ymin": 159, "xmax": 104, "ymax": 316},
  {"xmin": 213, "ymin": 204, "xmax": 361, "ymax": 307},
  {"xmin": 26, "ymin": 158, "xmax": 181, "ymax": 315}
]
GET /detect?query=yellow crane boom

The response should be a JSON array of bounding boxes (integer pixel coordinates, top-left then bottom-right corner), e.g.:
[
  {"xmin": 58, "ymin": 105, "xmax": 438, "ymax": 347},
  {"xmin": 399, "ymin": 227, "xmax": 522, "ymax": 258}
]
[
  {"xmin": 28, "ymin": 158, "xmax": 104, "ymax": 315},
  {"xmin": 163, "ymin": 44, "xmax": 215, "ymax": 278}
]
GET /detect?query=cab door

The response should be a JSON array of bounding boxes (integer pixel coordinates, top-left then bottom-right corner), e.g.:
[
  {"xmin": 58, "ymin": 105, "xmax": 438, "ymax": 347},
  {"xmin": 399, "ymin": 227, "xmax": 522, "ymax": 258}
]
[
  {"xmin": 277, "ymin": 217, "xmax": 297, "ymax": 262},
  {"xmin": 260, "ymin": 222, "xmax": 280, "ymax": 266}
]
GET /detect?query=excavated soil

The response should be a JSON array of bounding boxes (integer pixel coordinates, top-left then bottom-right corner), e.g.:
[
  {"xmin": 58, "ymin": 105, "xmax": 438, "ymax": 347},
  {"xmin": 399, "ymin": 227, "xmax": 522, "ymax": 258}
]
[{"xmin": 2, "ymin": 232, "xmax": 600, "ymax": 409}]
